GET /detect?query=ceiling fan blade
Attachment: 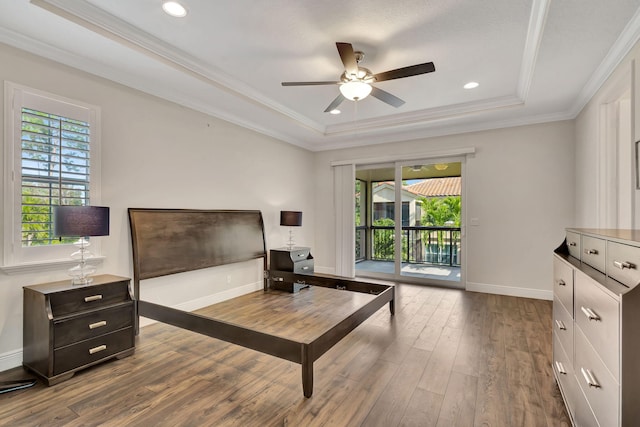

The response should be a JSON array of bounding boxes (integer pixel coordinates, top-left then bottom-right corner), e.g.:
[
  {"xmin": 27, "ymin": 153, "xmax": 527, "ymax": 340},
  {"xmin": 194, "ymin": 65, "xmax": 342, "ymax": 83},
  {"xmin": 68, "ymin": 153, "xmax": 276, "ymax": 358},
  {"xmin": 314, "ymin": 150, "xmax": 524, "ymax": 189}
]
[
  {"xmin": 324, "ymin": 94, "xmax": 346, "ymax": 113},
  {"xmin": 370, "ymin": 86, "xmax": 405, "ymax": 108},
  {"xmin": 336, "ymin": 42, "xmax": 359, "ymax": 76},
  {"xmin": 281, "ymin": 81, "xmax": 339, "ymax": 86},
  {"xmin": 373, "ymin": 62, "xmax": 435, "ymax": 82}
]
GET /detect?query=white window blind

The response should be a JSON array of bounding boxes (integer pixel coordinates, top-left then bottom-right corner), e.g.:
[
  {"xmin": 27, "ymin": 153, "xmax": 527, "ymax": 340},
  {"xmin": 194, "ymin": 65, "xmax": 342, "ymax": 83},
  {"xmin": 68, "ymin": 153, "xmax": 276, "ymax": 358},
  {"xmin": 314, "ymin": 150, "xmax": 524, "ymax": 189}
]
[
  {"xmin": 21, "ymin": 108, "xmax": 91, "ymax": 246},
  {"xmin": 3, "ymin": 82, "xmax": 101, "ymax": 270}
]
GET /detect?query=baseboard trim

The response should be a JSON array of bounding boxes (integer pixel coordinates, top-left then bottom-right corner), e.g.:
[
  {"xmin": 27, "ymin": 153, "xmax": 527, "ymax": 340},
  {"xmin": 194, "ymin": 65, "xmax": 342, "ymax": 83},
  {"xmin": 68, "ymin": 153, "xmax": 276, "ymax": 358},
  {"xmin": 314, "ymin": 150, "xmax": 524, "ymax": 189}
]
[
  {"xmin": 140, "ymin": 281, "xmax": 263, "ymax": 328},
  {"xmin": 466, "ymin": 281, "xmax": 552, "ymax": 300},
  {"xmin": 0, "ymin": 348, "xmax": 23, "ymax": 372},
  {"xmin": 314, "ymin": 266, "xmax": 336, "ymax": 275}
]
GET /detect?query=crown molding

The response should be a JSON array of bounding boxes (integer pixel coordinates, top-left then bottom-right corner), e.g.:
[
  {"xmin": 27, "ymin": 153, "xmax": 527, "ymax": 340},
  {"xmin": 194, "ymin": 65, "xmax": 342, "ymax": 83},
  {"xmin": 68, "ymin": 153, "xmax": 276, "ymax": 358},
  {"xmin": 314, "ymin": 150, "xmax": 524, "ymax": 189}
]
[
  {"xmin": 314, "ymin": 110, "xmax": 575, "ymax": 152},
  {"xmin": 324, "ymin": 95, "xmax": 524, "ymax": 136},
  {"xmin": 31, "ymin": 0, "xmax": 325, "ymax": 134},
  {"xmin": 517, "ymin": 0, "xmax": 551, "ymax": 100},
  {"xmin": 569, "ymin": 6, "xmax": 640, "ymax": 117}
]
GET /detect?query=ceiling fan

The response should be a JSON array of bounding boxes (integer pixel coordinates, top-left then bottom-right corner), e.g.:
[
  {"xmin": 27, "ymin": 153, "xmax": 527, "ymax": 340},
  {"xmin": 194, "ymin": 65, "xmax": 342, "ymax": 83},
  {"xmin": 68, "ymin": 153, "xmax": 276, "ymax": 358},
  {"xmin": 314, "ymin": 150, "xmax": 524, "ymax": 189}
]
[{"xmin": 281, "ymin": 42, "xmax": 435, "ymax": 113}]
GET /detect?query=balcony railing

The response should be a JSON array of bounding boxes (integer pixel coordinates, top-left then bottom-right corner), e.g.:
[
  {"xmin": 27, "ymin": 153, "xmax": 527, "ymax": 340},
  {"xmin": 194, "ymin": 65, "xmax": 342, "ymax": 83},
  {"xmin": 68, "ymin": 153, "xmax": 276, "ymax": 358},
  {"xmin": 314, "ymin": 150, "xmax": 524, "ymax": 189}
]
[{"xmin": 356, "ymin": 225, "xmax": 461, "ymax": 267}]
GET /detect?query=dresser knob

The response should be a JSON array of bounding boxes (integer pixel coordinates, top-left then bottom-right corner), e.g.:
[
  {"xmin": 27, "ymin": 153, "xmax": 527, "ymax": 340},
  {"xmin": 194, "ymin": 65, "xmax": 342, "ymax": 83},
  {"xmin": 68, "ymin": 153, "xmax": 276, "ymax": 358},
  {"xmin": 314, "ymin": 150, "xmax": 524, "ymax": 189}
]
[
  {"xmin": 555, "ymin": 319, "xmax": 566, "ymax": 330},
  {"xmin": 89, "ymin": 344, "xmax": 107, "ymax": 355},
  {"xmin": 613, "ymin": 260, "xmax": 636, "ymax": 270},
  {"xmin": 581, "ymin": 367, "xmax": 601, "ymax": 388},
  {"xmin": 84, "ymin": 294, "xmax": 103, "ymax": 302},
  {"xmin": 584, "ymin": 249, "xmax": 598, "ymax": 255},
  {"xmin": 89, "ymin": 320, "xmax": 107, "ymax": 330},
  {"xmin": 555, "ymin": 361, "xmax": 567, "ymax": 375},
  {"xmin": 581, "ymin": 306, "xmax": 601, "ymax": 321}
]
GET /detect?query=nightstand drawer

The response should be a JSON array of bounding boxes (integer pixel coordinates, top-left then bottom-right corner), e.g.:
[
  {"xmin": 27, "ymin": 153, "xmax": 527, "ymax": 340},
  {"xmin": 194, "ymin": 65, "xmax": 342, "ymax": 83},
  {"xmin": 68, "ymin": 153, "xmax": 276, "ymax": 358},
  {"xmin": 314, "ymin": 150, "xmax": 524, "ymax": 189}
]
[
  {"xmin": 607, "ymin": 241, "xmax": 640, "ymax": 288},
  {"xmin": 293, "ymin": 259, "xmax": 314, "ymax": 274},
  {"xmin": 53, "ymin": 327, "xmax": 134, "ymax": 375},
  {"xmin": 271, "ymin": 248, "xmax": 313, "ymax": 270},
  {"xmin": 54, "ymin": 302, "xmax": 134, "ymax": 348},
  {"xmin": 581, "ymin": 236, "xmax": 606, "ymax": 273},
  {"xmin": 575, "ymin": 270, "xmax": 619, "ymax": 379},
  {"xmin": 50, "ymin": 280, "xmax": 130, "ymax": 316}
]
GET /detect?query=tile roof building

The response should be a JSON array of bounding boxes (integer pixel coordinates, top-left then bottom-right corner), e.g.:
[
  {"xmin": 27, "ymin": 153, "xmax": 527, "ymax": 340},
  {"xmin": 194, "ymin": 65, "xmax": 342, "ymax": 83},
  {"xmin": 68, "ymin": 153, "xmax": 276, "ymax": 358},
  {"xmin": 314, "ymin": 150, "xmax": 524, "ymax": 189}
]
[{"xmin": 405, "ymin": 177, "xmax": 461, "ymax": 197}]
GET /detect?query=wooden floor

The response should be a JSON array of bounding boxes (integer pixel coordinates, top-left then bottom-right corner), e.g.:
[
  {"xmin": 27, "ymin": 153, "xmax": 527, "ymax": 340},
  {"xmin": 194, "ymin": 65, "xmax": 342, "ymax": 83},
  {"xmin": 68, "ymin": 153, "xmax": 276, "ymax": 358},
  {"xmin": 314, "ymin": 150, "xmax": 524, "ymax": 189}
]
[{"xmin": 0, "ymin": 284, "xmax": 570, "ymax": 426}]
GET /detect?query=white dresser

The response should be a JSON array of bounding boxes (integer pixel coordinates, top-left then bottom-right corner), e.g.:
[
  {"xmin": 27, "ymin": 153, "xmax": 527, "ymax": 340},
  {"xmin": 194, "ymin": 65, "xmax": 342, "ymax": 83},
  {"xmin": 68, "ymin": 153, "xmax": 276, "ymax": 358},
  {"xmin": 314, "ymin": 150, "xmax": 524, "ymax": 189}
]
[{"xmin": 553, "ymin": 229, "xmax": 640, "ymax": 426}]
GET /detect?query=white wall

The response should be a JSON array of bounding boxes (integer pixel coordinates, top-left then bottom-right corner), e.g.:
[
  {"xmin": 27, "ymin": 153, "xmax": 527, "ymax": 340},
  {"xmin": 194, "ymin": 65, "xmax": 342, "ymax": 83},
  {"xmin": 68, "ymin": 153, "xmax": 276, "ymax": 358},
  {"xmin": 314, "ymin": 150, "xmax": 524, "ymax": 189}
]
[
  {"xmin": 313, "ymin": 121, "xmax": 576, "ymax": 299},
  {"xmin": 0, "ymin": 43, "xmax": 315, "ymax": 370},
  {"xmin": 575, "ymin": 41, "xmax": 640, "ymax": 228}
]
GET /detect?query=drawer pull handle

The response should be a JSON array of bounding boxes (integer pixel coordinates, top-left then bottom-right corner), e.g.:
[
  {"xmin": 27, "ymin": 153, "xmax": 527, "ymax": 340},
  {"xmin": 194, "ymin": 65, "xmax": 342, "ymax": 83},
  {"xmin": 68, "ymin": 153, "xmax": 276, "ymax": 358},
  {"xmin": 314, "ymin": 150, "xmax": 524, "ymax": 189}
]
[
  {"xmin": 569, "ymin": 242, "xmax": 577, "ymax": 247},
  {"xmin": 302, "ymin": 266, "xmax": 309, "ymax": 270},
  {"xmin": 584, "ymin": 249, "xmax": 598, "ymax": 255},
  {"xmin": 89, "ymin": 320, "xmax": 107, "ymax": 330},
  {"xmin": 613, "ymin": 260, "xmax": 636, "ymax": 270},
  {"xmin": 581, "ymin": 306, "xmax": 601, "ymax": 321},
  {"xmin": 89, "ymin": 345, "xmax": 107, "ymax": 355},
  {"xmin": 555, "ymin": 361, "xmax": 566, "ymax": 375},
  {"xmin": 557, "ymin": 280, "xmax": 566, "ymax": 287},
  {"xmin": 555, "ymin": 319, "xmax": 566, "ymax": 330},
  {"xmin": 581, "ymin": 367, "xmax": 601, "ymax": 388},
  {"xmin": 297, "ymin": 253, "xmax": 306, "ymax": 258},
  {"xmin": 84, "ymin": 294, "xmax": 103, "ymax": 302}
]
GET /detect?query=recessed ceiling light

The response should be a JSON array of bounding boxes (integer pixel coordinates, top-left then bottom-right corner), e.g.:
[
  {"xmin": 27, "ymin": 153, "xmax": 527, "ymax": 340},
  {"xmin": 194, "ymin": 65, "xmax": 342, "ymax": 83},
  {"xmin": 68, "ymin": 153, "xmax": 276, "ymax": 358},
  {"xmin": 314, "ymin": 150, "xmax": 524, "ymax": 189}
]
[
  {"xmin": 329, "ymin": 109, "xmax": 341, "ymax": 115},
  {"xmin": 464, "ymin": 81, "xmax": 479, "ymax": 89},
  {"xmin": 162, "ymin": 1, "xmax": 187, "ymax": 17}
]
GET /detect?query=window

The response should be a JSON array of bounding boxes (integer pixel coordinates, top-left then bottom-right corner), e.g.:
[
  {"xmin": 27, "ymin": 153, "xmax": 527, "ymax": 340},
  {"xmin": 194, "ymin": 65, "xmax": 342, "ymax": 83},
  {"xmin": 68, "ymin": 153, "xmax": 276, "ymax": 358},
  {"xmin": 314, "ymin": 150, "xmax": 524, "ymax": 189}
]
[{"xmin": 3, "ymin": 82, "xmax": 101, "ymax": 269}]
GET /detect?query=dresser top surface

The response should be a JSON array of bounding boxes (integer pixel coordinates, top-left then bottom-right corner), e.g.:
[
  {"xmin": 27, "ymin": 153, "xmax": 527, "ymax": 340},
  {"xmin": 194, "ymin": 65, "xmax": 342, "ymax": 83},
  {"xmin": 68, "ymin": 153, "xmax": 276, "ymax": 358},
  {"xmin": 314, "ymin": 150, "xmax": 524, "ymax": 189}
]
[
  {"xmin": 24, "ymin": 274, "xmax": 130, "ymax": 294},
  {"xmin": 567, "ymin": 228, "xmax": 640, "ymax": 245}
]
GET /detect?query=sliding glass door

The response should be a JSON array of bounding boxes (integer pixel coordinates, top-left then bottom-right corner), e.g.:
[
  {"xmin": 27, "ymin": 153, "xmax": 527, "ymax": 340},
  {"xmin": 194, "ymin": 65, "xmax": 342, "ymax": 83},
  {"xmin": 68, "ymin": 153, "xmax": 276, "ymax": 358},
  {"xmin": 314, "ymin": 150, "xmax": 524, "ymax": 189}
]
[{"xmin": 355, "ymin": 160, "xmax": 463, "ymax": 286}]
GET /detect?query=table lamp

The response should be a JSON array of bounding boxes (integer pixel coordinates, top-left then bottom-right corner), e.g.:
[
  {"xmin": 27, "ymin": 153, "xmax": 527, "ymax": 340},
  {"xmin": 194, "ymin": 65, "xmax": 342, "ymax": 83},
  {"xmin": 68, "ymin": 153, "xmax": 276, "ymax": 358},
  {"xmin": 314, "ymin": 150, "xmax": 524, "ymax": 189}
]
[
  {"xmin": 53, "ymin": 205, "xmax": 109, "ymax": 285},
  {"xmin": 280, "ymin": 210, "xmax": 302, "ymax": 250}
]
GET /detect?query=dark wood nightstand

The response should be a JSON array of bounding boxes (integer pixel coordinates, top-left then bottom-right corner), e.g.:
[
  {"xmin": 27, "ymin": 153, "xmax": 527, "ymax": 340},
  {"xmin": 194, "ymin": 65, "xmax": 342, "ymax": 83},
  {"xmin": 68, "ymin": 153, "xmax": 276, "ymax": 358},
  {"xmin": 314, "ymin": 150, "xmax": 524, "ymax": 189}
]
[
  {"xmin": 270, "ymin": 247, "xmax": 314, "ymax": 292},
  {"xmin": 23, "ymin": 274, "xmax": 135, "ymax": 385}
]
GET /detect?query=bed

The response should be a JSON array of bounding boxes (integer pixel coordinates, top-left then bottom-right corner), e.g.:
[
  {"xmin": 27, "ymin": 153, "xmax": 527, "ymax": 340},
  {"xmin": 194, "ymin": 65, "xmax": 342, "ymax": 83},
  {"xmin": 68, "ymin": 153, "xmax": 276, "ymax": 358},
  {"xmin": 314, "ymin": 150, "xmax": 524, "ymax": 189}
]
[{"xmin": 128, "ymin": 208, "xmax": 395, "ymax": 398}]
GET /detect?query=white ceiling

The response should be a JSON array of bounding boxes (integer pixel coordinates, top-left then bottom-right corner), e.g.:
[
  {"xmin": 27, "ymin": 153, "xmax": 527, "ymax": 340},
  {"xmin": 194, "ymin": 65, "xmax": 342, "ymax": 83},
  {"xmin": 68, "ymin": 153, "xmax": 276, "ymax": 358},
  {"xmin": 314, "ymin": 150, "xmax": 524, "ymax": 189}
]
[{"xmin": 1, "ymin": 0, "xmax": 640, "ymax": 151}]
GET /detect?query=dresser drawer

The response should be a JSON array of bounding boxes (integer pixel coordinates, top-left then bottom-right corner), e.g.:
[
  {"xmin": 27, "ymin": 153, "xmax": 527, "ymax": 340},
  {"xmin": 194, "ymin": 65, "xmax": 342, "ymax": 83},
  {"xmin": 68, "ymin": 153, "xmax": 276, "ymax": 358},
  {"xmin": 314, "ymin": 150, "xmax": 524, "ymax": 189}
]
[
  {"xmin": 553, "ymin": 298, "xmax": 573, "ymax": 358},
  {"xmin": 573, "ymin": 385, "xmax": 599, "ymax": 427},
  {"xmin": 553, "ymin": 256, "xmax": 574, "ymax": 314},
  {"xmin": 574, "ymin": 327, "xmax": 619, "ymax": 427},
  {"xmin": 575, "ymin": 270, "xmax": 619, "ymax": 379},
  {"xmin": 553, "ymin": 334, "xmax": 577, "ymax": 419},
  {"xmin": 566, "ymin": 231, "xmax": 581, "ymax": 260},
  {"xmin": 50, "ymin": 280, "xmax": 131, "ymax": 317},
  {"xmin": 53, "ymin": 327, "xmax": 134, "ymax": 375},
  {"xmin": 54, "ymin": 302, "xmax": 134, "ymax": 348},
  {"xmin": 607, "ymin": 241, "xmax": 640, "ymax": 288},
  {"xmin": 581, "ymin": 236, "xmax": 606, "ymax": 273}
]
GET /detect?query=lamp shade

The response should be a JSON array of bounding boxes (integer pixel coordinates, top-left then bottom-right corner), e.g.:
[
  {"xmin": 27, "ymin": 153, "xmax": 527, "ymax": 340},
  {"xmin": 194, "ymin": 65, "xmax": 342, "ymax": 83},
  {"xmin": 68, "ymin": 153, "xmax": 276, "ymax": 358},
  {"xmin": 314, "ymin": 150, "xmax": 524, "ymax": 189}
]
[
  {"xmin": 280, "ymin": 211, "xmax": 302, "ymax": 227},
  {"xmin": 54, "ymin": 206, "xmax": 110, "ymax": 237}
]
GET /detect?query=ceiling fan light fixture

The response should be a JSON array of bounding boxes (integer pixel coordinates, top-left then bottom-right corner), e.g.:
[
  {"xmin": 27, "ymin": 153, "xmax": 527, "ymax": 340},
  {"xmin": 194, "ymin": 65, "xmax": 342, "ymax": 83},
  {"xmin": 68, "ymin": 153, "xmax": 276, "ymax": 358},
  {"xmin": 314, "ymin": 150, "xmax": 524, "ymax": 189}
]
[
  {"xmin": 162, "ymin": 1, "xmax": 188, "ymax": 17},
  {"xmin": 329, "ymin": 109, "xmax": 341, "ymax": 115},
  {"xmin": 339, "ymin": 81, "xmax": 372, "ymax": 101}
]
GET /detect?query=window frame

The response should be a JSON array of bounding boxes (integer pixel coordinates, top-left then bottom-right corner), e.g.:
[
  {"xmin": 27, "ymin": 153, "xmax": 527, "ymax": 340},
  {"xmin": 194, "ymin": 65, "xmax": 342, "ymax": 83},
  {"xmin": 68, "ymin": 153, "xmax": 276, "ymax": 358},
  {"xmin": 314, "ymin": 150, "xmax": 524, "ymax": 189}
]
[{"xmin": 2, "ymin": 81, "xmax": 102, "ymax": 272}]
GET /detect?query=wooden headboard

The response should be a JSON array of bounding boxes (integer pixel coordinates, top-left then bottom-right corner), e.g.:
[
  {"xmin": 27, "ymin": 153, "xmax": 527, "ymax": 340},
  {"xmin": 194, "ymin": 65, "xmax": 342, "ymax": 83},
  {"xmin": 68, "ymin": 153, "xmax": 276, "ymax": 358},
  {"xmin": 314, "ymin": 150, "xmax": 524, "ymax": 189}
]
[{"xmin": 128, "ymin": 208, "xmax": 267, "ymax": 299}]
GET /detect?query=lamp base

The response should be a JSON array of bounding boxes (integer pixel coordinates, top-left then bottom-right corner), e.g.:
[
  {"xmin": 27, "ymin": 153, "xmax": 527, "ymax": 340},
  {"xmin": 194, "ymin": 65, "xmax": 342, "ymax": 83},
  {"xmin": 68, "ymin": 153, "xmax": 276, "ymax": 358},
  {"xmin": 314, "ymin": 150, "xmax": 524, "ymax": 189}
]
[{"xmin": 68, "ymin": 238, "xmax": 96, "ymax": 285}]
